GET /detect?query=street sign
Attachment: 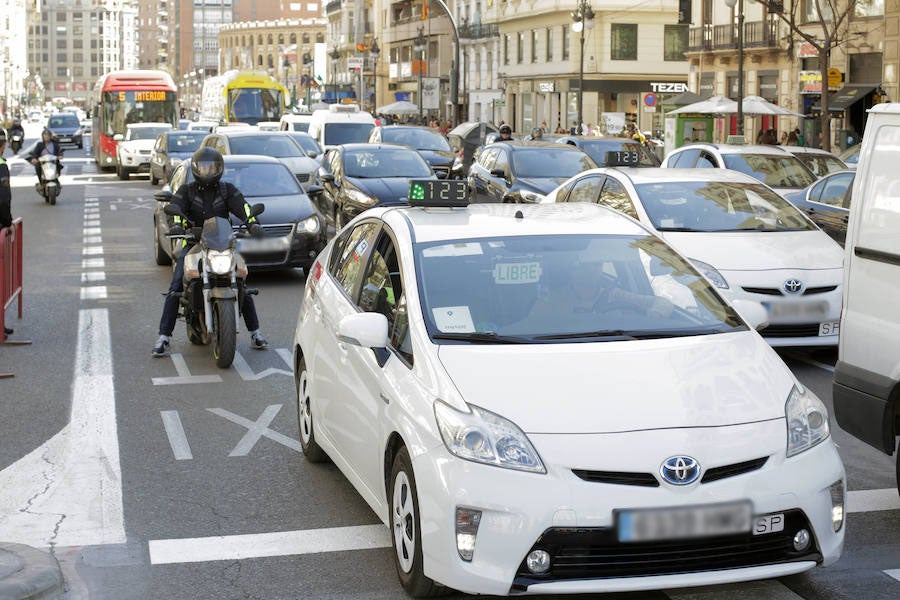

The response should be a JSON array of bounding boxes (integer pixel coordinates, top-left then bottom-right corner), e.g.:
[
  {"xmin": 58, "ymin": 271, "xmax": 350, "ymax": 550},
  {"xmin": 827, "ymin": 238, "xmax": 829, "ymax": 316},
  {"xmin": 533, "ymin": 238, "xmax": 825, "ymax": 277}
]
[
  {"xmin": 827, "ymin": 68, "xmax": 843, "ymax": 90},
  {"xmin": 347, "ymin": 57, "xmax": 363, "ymax": 71}
]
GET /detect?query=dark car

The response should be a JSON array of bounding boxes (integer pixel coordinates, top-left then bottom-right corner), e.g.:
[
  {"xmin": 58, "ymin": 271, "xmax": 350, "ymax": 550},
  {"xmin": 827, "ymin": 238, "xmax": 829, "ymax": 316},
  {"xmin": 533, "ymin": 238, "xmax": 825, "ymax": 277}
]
[
  {"xmin": 47, "ymin": 112, "xmax": 84, "ymax": 148},
  {"xmin": 783, "ymin": 169, "xmax": 854, "ymax": 245},
  {"xmin": 154, "ymin": 155, "xmax": 326, "ymax": 271},
  {"xmin": 555, "ymin": 136, "xmax": 660, "ymax": 167},
  {"xmin": 367, "ymin": 125, "xmax": 455, "ymax": 177},
  {"xmin": 149, "ymin": 130, "xmax": 207, "ymax": 185},
  {"xmin": 285, "ymin": 131, "xmax": 324, "ymax": 163},
  {"xmin": 314, "ymin": 143, "xmax": 435, "ymax": 233},
  {"xmin": 467, "ymin": 141, "xmax": 598, "ymax": 203},
  {"xmin": 200, "ymin": 129, "xmax": 319, "ymax": 191}
]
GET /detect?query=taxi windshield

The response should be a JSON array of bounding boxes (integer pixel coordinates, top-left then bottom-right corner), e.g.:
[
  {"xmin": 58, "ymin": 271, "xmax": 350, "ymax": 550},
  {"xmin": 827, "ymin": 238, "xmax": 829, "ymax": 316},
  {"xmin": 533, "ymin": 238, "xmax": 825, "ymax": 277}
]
[
  {"xmin": 722, "ymin": 154, "xmax": 816, "ymax": 189},
  {"xmin": 511, "ymin": 148, "xmax": 597, "ymax": 178},
  {"xmin": 415, "ymin": 234, "xmax": 745, "ymax": 342},
  {"xmin": 635, "ymin": 181, "xmax": 816, "ymax": 232}
]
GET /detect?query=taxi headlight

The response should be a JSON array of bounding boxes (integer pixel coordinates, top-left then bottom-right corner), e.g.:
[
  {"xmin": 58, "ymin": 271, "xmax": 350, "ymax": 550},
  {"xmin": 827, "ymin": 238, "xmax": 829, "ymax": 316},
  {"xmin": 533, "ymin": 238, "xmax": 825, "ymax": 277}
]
[
  {"xmin": 434, "ymin": 400, "xmax": 546, "ymax": 474},
  {"xmin": 295, "ymin": 215, "xmax": 321, "ymax": 234},
  {"xmin": 346, "ymin": 188, "xmax": 378, "ymax": 206},
  {"xmin": 785, "ymin": 385, "xmax": 830, "ymax": 457},
  {"xmin": 206, "ymin": 250, "xmax": 233, "ymax": 275},
  {"xmin": 690, "ymin": 258, "xmax": 729, "ymax": 290}
]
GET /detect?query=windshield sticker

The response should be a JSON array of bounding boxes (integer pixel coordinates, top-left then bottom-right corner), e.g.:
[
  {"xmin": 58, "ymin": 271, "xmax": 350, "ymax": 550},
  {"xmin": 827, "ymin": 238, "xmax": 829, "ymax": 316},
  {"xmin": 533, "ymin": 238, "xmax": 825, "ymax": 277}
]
[
  {"xmin": 493, "ymin": 262, "xmax": 542, "ymax": 285},
  {"xmin": 432, "ymin": 306, "xmax": 476, "ymax": 333},
  {"xmin": 353, "ymin": 238, "xmax": 369, "ymax": 261},
  {"xmin": 422, "ymin": 243, "xmax": 483, "ymax": 257}
]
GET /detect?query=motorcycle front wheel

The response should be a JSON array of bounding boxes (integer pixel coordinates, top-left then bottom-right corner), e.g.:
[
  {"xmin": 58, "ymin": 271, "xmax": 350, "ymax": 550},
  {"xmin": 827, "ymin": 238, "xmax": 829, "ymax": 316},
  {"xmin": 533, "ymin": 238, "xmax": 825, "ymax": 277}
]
[{"xmin": 212, "ymin": 299, "xmax": 236, "ymax": 369}]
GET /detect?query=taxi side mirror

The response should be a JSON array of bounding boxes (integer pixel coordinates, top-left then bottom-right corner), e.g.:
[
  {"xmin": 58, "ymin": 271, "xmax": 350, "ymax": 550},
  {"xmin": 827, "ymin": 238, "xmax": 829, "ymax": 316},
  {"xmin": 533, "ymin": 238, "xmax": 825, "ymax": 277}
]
[{"xmin": 337, "ymin": 312, "xmax": 388, "ymax": 348}]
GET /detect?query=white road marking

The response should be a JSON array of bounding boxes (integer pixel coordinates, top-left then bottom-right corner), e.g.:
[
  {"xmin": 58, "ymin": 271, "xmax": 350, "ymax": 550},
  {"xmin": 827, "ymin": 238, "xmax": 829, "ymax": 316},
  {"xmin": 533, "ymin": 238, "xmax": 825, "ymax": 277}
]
[
  {"xmin": 81, "ymin": 272, "xmax": 105, "ymax": 283},
  {"xmin": 667, "ymin": 579, "xmax": 805, "ymax": 599},
  {"xmin": 161, "ymin": 411, "xmax": 193, "ymax": 460},
  {"xmin": 151, "ymin": 353, "xmax": 223, "ymax": 385},
  {"xmin": 207, "ymin": 405, "xmax": 302, "ymax": 455},
  {"xmin": 84, "ymin": 207, "xmax": 100, "ymax": 214},
  {"xmin": 232, "ymin": 351, "xmax": 293, "ymax": 381},
  {"xmin": 847, "ymin": 488, "xmax": 900, "ymax": 513},
  {"xmin": 81, "ymin": 286, "xmax": 108, "ymax": 300},
  {"xmin": 148, "ymin": 524, "xmax": 390, "ymax": 565},
  {"xmin": 82, "ymin": 246, "xmax": 104, "ymax": 255},
  {"xmin": 83, "ymin": 227, "xmax": 102, "ymax": 235},
  {"xmin": 0, "ymin": 309, "xmax": 124, "ymax": 547},
  {"xmin": 83, "ymin": 219, "xmax": 101, "ymax": 227},
  {"xmin": 276, "ymin": 348, "xmax": 293, "ymax": 369},
  {"xmin": 885, "ymin": 569, "xmax": 900, "ymax": 582},
  {"xmin": 83, "ymin": 236, "xmax": 102, "ymax": 244},
  {"xmin": 82, "ymin": 258, "xmax": 105, "ymax": 268},
  {"xmin": 110, "ymin": 205, "xmax": 117, "ymax": 211}
]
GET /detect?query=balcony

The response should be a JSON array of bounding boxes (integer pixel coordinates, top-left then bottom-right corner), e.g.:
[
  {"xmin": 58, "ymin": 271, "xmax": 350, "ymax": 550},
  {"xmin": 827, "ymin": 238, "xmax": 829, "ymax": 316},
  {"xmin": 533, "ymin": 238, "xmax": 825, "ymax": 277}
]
[
  {"xmin": 325, "ymin": 0, "xmax": 341, "ymax": 15},
  {"xmin": 688, "ymin": 20, "xmax": 780, "ymax": 53},
  {"xmin": 459, "ymin": 23, "xmax": 497, "ymax": 40}
]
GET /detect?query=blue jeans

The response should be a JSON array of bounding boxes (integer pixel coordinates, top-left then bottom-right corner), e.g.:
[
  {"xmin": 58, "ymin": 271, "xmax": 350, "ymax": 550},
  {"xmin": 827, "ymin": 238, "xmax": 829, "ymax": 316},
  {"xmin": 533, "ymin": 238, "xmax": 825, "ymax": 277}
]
[{"xmin": 158, "ymin": 246, "xmax": 260, "ymax": 336}]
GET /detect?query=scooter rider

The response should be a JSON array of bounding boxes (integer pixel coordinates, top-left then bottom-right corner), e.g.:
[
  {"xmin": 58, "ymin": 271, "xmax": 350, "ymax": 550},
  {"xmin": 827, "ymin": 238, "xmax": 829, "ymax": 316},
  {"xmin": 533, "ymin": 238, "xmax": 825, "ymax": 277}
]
[
  {"xmin": 26, "ymin": 129, "xmax": 64, "ymax": 184},
  {"xmin": 7, "ymin": 118, "xmax": 24, "ymax": 152},
  {"xmin": 152, "ymin": 147, "xmax": 269, "ymax": 356}
]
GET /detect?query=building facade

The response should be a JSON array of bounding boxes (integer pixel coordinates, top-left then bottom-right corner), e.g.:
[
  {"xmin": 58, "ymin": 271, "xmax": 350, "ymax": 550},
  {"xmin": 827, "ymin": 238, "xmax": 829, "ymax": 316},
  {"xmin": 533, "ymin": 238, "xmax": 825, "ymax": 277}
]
[
  {"xmin": 137, "ymin": 0, "xmax": 168, "ymax": 72},
  {"xmin": 0, "ymin": 1, "xmax": 30, "ymax": 115}
]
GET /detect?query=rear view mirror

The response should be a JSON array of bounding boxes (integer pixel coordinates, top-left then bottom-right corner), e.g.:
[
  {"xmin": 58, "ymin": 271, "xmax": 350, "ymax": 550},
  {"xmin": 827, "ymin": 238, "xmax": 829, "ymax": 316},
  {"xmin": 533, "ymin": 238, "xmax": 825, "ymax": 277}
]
[
  {"xmin": 154, "ymin": 190, "xmax": 173, "ymax": 203},
  {"xmin": 337, "ymin": 312, "xmax": 388, "ymax": 348},
  {"xmin": 307, "ymin": 151, "xmax": 318, "ymax": 159},
  {"xmin": 490, "ymin": 168, "xmax": 505, "ymax": 178},
  {"xmin": 250, "ymin": 203, "xmax": 265, "ymax": 218},
  {"xmin": 435, "ymin": 170, "xmax": 448, "ymax": 179},
  {"xmin": 307, "ymin": 184, "xmax": 324, "ymax": 197}
]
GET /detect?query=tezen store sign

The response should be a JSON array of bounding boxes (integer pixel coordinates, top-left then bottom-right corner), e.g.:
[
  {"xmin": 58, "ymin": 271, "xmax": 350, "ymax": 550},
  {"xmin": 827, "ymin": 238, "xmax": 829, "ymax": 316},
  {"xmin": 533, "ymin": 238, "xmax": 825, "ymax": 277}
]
[{"xmin": 650, "ymin": 82, "xmax": 688, "ymax": 93}]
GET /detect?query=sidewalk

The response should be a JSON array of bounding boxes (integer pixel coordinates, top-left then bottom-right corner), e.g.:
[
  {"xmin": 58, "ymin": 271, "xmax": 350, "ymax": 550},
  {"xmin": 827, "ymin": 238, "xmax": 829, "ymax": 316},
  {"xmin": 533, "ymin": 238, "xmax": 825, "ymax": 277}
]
[{"xmin": 0, "ymin": 544, "xmax": 64, "ymax": 600}]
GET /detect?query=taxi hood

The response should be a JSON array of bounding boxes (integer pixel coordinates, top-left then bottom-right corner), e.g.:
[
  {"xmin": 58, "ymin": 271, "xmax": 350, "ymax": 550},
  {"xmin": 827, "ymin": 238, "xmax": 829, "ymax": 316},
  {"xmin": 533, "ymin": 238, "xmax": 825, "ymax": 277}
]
[
  {"xmin": 436, "ymin": 332, "xmax": 792, "ymax": 434},
  {"xmin": 660, "ymin": 230, "xmax": 842, "ymax": 271}
]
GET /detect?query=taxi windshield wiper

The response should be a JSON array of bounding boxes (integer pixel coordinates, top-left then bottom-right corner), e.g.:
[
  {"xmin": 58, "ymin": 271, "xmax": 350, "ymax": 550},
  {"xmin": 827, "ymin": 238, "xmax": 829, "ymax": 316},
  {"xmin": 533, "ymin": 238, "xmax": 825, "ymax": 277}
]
[
  {"xmin": 533, "ymin": 329, "xmax": 638, "ymax": 341},
  {"xmin": 431, "ymin": 331, "xmax": 532, "ymax": 344},
  {"xmin": 655, "ymin": 226, "xmax": 704, "ymax": 232}
]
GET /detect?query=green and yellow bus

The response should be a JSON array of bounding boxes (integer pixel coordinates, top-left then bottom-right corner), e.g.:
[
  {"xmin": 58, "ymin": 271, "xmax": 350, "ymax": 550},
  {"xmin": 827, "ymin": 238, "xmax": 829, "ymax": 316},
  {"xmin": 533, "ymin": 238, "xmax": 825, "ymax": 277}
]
[{"xmin": 201, "ymin": 70, "xmax": 288, "ymax": 126}]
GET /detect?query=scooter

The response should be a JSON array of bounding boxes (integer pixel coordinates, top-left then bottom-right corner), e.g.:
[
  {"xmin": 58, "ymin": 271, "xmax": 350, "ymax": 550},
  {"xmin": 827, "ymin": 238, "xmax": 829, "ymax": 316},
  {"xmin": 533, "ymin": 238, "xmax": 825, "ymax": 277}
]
[
  {"xmin": 162, "ymin": 201, "xmax": 264, "ymax": 369},
  {"xmin": 9, "ymin": 133, "xmax": 23, "ymax": 154},
  {"xmin": 32, "ymin": 154, "xmax": 62, "ymax": 205}
]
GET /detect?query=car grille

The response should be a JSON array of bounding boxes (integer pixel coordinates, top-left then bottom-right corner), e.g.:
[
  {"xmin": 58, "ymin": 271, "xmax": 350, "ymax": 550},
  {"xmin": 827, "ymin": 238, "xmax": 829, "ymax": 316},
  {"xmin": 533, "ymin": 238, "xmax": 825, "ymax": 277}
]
[
  {"xmin": 572, "ymin": 456, "xmax": 768, "ymax": 488},
  {"xmin": 296, "ymin": 173, "xmax": 310, "ymax": 183},
  {"xmin": 742, "ymin": 285, "xmax": 838, "ymax": 296},
  {"xmin": 232, "ymin": 224, "xmax": 294, "ymax": 237},
  {"xmin": 762, "ymin": 323, "xmax": 822, "ymax": 338},
  {"xmin": 511, "ymin": 509, "xmax": 819, "ymax": 590},
  {"xmin": 139, "ymin": 149, "xmax": 151, "ymax": 155}
]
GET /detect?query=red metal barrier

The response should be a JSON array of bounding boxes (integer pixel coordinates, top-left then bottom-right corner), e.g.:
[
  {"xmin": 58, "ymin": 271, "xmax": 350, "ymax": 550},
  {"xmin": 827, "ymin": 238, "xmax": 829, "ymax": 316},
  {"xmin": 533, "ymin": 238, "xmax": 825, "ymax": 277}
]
[{"xmin": 1, "ymin": 218, "xmax": 28, "ymax": 378}]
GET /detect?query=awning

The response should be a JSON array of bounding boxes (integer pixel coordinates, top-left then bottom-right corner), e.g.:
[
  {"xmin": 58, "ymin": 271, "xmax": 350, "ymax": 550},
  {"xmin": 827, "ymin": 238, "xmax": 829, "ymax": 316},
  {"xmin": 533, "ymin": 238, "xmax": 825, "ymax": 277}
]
[{"xmin": 812, "ymin": 85, "xmax": 876, "ymax": 112}]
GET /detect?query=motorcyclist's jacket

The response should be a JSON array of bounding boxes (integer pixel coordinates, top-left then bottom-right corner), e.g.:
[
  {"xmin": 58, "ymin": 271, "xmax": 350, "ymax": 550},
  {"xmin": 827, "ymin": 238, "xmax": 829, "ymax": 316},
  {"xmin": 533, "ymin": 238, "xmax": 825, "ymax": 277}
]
[
  {"xmin": 169, "ymin": 181, "xmax": 258, "ymax": 237},
  {"xmin": 28, "ymin": 140, "xmax": 63, "ymax": 159},
  {"xmin": 8, "ymin": 125, "xmax": 23, "ymax": 137}
]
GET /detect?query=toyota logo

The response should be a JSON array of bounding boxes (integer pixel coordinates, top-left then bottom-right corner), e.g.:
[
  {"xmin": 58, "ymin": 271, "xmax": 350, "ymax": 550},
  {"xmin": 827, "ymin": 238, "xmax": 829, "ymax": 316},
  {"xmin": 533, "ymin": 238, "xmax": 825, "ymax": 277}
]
[
  {"xmin": 783, "ymin": 279, "xmax": 804, "ymax": 294},
  {"xmin": 660, "ymin": 456, "xmax": 701, "ymax": 485}
]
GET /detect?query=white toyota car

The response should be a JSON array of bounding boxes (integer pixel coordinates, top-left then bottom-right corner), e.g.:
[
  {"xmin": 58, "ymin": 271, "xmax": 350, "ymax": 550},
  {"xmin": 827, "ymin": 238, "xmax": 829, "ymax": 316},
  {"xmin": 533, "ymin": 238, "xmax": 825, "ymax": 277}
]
[
  {"xmin": 543, "ymin": 167, "xmax": 844, "ymax": 347},
  {"xmin": 291, "ymin": 191, "xmax": 844, "ymax": 596},
  {"xmin": 115, "ymin": 122, "xmax": 174, "ymax": 180}
]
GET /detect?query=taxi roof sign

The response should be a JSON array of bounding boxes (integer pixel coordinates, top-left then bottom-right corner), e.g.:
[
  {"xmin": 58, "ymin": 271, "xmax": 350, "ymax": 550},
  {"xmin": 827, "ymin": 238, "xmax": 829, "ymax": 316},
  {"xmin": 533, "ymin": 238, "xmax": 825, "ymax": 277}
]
[{"xmin": 408, "ymin": 179, "xmax": 469, "ymax": 208}]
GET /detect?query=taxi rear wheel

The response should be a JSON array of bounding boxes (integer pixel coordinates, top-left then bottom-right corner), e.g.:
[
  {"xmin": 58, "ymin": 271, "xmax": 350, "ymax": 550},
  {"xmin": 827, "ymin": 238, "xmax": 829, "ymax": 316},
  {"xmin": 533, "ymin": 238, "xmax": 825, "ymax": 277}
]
[
  {"xmin": 296, "ymin": 356, "xmax": 327, "ymax": 463},
  {"xmin": 390, "ymin": 447, "xmax": 444, "ymax": 597}
]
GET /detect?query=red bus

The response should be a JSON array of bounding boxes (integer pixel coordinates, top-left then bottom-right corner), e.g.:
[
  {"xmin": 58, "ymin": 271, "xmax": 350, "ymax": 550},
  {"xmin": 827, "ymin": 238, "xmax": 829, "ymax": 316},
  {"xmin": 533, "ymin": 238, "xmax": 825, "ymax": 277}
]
[{"xmin": 91, "ymin": 70, "xmax": 179, "ymax": 170}]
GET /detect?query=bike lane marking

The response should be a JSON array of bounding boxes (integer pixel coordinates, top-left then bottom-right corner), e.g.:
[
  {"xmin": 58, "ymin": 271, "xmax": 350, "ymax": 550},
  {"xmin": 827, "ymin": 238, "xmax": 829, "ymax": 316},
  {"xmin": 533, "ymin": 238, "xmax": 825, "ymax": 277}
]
[{"xmin": 160, "ymin": 411, "xmax": 193, "ymax": 461}]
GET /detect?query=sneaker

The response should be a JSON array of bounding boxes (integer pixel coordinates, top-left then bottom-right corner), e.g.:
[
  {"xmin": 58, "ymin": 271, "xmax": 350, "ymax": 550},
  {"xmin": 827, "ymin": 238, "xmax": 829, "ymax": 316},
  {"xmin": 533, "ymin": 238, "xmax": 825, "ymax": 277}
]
[
  {"xmin": 250, "ymin": 331, "xmax": 268, "ymax": 350},
  {"xmin": 152, "ymin": 335, "xmax": 170, "ymax": 357}
]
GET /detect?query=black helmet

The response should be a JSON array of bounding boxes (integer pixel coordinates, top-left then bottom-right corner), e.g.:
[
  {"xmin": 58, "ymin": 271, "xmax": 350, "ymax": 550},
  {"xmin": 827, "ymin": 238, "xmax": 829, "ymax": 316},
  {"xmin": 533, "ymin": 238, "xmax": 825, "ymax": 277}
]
[
  {"xmin": 499, "ymin": 124, "xmax": 512, "ymax": 135},
  {"xmin": 12, "ymin": 118, "xmax": 20, "ymax": 125},
  {"xmin": 191, "ymin": 147, "xmax": 224, "ymax": 186}
]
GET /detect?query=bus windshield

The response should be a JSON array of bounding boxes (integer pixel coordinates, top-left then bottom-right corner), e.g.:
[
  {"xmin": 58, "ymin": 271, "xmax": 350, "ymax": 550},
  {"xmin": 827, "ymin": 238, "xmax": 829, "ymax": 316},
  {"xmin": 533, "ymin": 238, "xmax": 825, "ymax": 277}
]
[
  {"xmin": 101, "ymin": 90, "xmax": 178, "ymax": 137},
  {"xmin": 228, "ymin": 88, "xmax": 283, "ymax": 125}
]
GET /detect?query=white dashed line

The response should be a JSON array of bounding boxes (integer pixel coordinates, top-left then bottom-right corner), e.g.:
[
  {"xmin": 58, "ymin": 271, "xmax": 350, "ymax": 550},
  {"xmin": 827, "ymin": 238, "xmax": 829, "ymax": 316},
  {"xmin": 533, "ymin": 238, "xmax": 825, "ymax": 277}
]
[
  {"xmin": 847, "ymin": 488, "xmax": 900, "ymax": 513},
  {"xmin": 83, "ymin": 236, "xmax": 102, "ymax": 244},
  {"xmin": 81, "ymin": 287, "xmax": 108, "ymax": 300},
  {"xmin": 82, "ymin": 258, "xmax": 105, "ymax": 268},
  {"xmin": 83, "ymin": 227, "xmax": 102, "ymax": 235},
  {"xmin": 160, "ymin": 411, "xmax": 193, "ymax": 461},
  {"xmin": 82, "ymin": 246, "xmax": 104, "ymax": 255},
  {"xmin": 81, "ymin": 272, "xmax": 106, "ymax": 283}
]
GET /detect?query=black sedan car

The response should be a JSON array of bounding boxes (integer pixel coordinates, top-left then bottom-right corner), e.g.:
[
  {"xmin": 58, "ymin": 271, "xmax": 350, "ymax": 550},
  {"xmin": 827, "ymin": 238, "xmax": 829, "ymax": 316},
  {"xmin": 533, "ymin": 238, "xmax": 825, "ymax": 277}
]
[
  {"xmin": 314, "ymin": 143, "xmax": 435, "ymax": 233},
  {"xmin": 47, "ymin": 112, "xmax": 84, "ymax": 149},
  {"xmin": 555, "ymin": 136, "xmax": 660, "ymax": 167},
  {"xmin": 783, "ymin": 169, "xmax": 854, "ymax": 245},
  {"xmin": 467, "ymin": 141, "xmax": 597, "ymax": 203},
  {"xmin": 149, "ymin": 130, "xmax": 207, "ymax": 185},
  {"xmin": 154, "ymin": 155, "xmax": 326, "ymax": 271},
  {"xmin": 367, "ymin": 125, "xmax": 456, "ymax": 177}
]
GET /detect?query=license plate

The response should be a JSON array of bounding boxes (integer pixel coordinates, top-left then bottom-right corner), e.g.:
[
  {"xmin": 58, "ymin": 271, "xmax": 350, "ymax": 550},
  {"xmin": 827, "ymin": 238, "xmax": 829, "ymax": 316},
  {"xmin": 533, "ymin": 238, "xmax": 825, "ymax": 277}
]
[
  {"xmin": 753, "ymin": 513, "xmax": 785, "ymax": 535},
  {"xmin": 819, "ymin": 321, "xmax": 840, "ymax": 336},
  {"xmin": 238, "ymin": 237, "xmax": 288, "ymax": 253},
  {"xmin": 762, "ymin": 301, "xmax": 829, "ymax": 320},
  {"xmin": 617, "ymin": 502, "xmax": 752, "ymax": 543},
  {"xmin": 59, "ymin": 137, "xmax": 71, "ymax": 142}
]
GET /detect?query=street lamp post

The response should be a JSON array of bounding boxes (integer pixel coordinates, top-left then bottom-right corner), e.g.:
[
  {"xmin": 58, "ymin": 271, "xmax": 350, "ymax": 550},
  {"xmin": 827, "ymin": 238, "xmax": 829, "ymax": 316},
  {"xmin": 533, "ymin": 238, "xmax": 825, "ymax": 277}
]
[
  {"xmin": 724, "ymin": 0, "xmax": 744, "ymax": 138},
  {"xmin": 330, "ymin": 47, "xmax": 340, "ymax": 104},
  {"xmin": 414, "ymin": 28, "xmax": 427, "ymax": 121},
  {"xmin": 369, "ymin": 39, "xmax": 380, "ymax": 114},
  {"xmin": 571, "ymin": 1, "xmax": 595, "ymax": 135}
]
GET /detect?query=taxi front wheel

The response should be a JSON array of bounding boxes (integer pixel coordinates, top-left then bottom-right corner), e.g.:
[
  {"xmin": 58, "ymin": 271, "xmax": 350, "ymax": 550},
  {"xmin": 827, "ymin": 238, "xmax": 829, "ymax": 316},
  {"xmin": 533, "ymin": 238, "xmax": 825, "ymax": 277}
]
[{"xmin": 296, "ymin": 356, "xmax": 327, "ymax": 463}]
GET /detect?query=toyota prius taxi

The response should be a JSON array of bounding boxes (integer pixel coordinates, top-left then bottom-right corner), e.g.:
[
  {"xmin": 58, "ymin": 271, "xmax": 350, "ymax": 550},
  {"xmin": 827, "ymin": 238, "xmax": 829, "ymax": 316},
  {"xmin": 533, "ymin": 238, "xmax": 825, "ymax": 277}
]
[{"xmin": 291, "ymin": 183, "xmax": 845, "ymax": 597}]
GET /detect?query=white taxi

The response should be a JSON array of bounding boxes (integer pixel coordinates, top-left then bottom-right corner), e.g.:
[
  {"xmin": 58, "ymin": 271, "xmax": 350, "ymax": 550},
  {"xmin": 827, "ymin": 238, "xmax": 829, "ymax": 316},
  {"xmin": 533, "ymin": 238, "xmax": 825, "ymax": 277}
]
[
  {"xmin": 291, "ymin": 187, "xmax": 844, "ymax": 596},
  {"xmin": 543, "ymin": 167, "xmax": 844, "ymax": 347}
]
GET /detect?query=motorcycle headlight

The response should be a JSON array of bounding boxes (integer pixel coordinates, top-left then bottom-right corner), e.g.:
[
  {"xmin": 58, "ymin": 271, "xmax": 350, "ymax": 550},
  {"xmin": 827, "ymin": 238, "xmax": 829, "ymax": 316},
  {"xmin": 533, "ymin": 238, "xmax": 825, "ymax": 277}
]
[
  {"xmin": 295, "ymin": 215, "xmax": 321, "ymax": 235},
  {"xmin": 346, "ymin": 188, "xmax": 378, "ymax": 206},
  {"xmin": 690, "ymin": 258, "xmax": 730, "ymax": 290},
  {"xmin": 206, "ymin": 250, "xmax": 233, "ymax": 275},
  {"xmin": 519, "ymin": 190, "xmax": 545, "ymax": 204},
  {"xmin": 434, "ymin": 400, "xmax": 546, "ymax": 474},
  {"xmin": 785, "ymin": 385, "xmax": 830, "ymax": 457}
]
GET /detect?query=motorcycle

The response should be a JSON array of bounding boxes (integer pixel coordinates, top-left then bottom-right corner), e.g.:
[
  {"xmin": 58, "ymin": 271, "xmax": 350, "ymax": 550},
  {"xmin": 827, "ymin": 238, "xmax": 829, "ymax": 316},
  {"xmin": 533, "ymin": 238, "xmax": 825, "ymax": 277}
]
[
  {"xmin": 162, "ymin": 201, "xmax": 264, "ymax": 369},
  {"xmin": 32, "ymin": 154, "xmax": 62, "ymax": 205},
  {"xmin": 9, "ymin": 133, "xmax": 23, "ymax": 154}
]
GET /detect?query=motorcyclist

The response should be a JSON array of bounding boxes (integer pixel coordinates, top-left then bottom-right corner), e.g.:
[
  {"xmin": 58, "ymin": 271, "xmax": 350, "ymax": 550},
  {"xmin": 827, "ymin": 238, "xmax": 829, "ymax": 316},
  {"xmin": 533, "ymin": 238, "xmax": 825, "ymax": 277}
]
[
  {"xmin": 152, "ymin": 147, "xmax": 269, "ymax": 357},
  {"xmin": 26, "ymin": 128, "xmax": 64, "ymax": 186},
  {"xmin": 7, "ymin": 118, "xmax": 24, "ymax": 152},
  {"xmin": 527, "ymin": 126, "xmax": 543, "ymax": 141},
  {"xmin": 498, "ymin": 123, "xmax": 513, "ymax": 141}
]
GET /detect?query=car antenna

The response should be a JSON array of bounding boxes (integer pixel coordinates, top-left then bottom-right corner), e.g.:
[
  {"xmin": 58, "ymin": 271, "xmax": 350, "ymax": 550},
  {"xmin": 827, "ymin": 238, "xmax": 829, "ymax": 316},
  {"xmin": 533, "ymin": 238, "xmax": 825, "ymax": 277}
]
[{"xmin": 515, "ymin": 210, "xmax": 524, "ymax": 219}]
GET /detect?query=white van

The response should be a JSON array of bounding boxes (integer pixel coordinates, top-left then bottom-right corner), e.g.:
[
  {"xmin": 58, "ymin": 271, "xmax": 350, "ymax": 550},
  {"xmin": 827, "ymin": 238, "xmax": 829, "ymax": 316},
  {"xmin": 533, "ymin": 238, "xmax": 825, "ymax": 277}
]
[
  {"xmin": 833, "ymin": 102, "xmax": 900, "ymax": 489},
  {"xmin": 307, "ymin": 103, "xmax": 375, "ymax": 149},
  {"xmin": 279, "ymin": 113, "xmax": 313, "ymax": 133}
]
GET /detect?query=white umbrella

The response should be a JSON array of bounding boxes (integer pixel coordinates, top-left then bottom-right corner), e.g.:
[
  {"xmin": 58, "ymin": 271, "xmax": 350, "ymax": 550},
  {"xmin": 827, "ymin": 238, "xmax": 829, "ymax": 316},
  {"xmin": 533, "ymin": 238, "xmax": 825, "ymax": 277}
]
[
  {"xmin": 376, "ymin": 100, "xmax": 420, "ymax": 115},
  {"xmin": 730, "ymin": 96, "xmax": 806, "ymax": 117},
  {"xmin": 667, "ymin": 95, "xmax": 737, "ymax": 115}
]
